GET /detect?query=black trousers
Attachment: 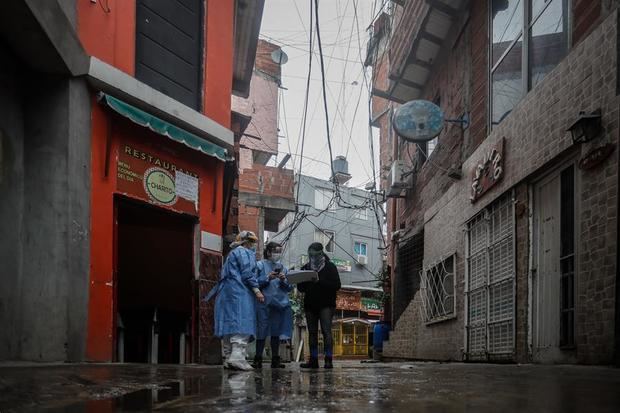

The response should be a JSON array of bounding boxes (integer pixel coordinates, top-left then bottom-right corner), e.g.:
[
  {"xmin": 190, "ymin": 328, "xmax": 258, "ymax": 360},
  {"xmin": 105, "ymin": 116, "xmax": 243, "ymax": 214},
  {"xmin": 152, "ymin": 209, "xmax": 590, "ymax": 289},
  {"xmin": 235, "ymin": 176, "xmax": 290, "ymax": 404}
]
[{"xmin": 305, "ymin": 307, "xmax": 335, "ymax": 357}]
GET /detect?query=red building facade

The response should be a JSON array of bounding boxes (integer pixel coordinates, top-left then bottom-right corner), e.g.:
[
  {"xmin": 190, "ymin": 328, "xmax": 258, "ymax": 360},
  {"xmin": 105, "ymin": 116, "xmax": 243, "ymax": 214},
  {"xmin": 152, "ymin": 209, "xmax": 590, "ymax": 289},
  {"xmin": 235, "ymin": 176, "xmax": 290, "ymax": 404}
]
[{"xmin": 77, "ymin": 0, "xmax": 264, "ymax": 363}]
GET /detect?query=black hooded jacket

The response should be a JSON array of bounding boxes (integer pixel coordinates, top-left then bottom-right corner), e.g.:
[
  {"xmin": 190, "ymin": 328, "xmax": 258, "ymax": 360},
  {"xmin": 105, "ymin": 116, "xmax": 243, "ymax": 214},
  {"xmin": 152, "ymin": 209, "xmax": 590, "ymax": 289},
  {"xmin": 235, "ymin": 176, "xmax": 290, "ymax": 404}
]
[{"xmin": 298, "ymin": 255, "xmax": 341, "ymax": 312}]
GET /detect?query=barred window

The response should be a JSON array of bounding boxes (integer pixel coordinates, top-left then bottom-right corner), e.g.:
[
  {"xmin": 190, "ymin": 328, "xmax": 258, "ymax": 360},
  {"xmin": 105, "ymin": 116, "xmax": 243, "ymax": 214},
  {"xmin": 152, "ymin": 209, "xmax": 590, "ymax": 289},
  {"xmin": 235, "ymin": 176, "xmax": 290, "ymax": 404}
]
[
  {"xmin": 420, "ymin": 255, "xmax": 455, "ymax": 323},
  {"xmin": 466, "ymin": 194, "xmax": 515, "ymax": 360}
]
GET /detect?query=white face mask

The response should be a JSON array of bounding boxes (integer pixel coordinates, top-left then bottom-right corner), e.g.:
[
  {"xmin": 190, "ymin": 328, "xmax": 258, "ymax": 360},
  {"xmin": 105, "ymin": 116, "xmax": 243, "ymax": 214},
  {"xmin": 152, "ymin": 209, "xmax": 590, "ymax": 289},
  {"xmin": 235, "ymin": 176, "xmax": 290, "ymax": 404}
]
[{"xmin": 270, "ymin": 253, "xmax": 282, "ymax": 262}]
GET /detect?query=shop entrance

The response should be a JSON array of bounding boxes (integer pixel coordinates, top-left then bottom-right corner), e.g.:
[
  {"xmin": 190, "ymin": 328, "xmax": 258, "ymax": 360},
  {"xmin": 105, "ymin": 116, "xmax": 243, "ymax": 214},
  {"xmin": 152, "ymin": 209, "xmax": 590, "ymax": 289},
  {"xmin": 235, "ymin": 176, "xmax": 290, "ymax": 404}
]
[{"xmin": 115, "ymin": 198, "xmax": 196, "ymax": 364}]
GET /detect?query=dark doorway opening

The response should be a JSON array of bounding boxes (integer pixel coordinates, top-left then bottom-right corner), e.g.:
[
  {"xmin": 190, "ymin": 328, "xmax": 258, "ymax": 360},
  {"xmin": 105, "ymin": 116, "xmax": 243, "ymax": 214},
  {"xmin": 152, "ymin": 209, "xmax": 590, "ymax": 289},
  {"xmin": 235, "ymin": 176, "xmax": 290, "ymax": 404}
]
[{"xmin": 116, "ymin": 198, "xmax": 195, "ymax": 364}]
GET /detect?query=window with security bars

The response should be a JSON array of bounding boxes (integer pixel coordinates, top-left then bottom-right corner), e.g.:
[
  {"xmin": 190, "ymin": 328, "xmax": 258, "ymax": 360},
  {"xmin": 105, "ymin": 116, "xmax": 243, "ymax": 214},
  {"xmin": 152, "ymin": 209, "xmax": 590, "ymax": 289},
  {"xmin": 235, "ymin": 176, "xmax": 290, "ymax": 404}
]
[
  {"xmin": 420, "ymin": 255, "xmax": 455, "ymax": 323},
  {"xmin": 466, "ymin": 194, "xmax": 515, "ymax": 360},
  {"xmin": 394, "ymin": 232, "xmax": 424, "ymax": 325}
]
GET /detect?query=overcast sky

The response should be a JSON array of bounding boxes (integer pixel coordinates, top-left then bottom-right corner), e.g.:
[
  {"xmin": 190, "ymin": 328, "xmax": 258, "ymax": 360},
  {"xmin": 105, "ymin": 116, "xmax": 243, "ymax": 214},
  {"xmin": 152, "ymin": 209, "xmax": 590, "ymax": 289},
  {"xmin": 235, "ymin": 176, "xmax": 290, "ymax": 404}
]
[{"xmin": 259, "ymin": 0, "xmax": 382, "ymax": 189}]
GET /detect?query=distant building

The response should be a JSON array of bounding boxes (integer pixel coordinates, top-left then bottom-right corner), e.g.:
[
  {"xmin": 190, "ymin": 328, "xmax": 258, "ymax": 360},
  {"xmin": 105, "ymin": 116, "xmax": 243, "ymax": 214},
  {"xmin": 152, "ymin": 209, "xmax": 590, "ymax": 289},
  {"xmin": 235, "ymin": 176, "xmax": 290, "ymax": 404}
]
[
  {"xmin": 273, "ymin": 161, "xmax": 386, "ymax": 357},
  {"xmin": 229, "ymin": 40, "xmax": 296, "ymax": 254}
]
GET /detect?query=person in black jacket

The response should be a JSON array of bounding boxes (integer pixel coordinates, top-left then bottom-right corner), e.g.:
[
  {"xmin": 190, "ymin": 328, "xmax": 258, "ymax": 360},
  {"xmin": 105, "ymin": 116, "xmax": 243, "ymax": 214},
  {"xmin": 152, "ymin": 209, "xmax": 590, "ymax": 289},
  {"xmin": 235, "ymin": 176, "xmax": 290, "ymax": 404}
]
[{"xmin": 297, "ymin": 242, "xmax": 341, "ymax": 369}]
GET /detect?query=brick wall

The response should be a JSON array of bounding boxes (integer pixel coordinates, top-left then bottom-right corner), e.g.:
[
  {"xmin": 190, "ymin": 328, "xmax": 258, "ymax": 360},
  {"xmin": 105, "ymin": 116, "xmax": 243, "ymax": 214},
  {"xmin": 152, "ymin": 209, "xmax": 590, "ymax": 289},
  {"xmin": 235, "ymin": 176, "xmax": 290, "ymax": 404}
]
[
  {"xmin": 380, "ymin": 5, "xmax": 619, "ymax": 364},
  {"xmin": 470, "ymin": 0, "xmax": 489, "ymax": 150},
  {"xmin": 237, "ymin": 204, "xmax": 260, "ymax": 235},
  {"xmin": 573, "ymin": 0, "xmax": 602, "ymax": 45},
  {"xmin": 514, "ymin": 183, "xmax": 530, "ymax": 363},
  {"xmin": 238, "ymin": 164, "xmax": 295, "ymax": 199},
  {"xmin": 255, "ymin": 39, "xmax": 282, "ymax": 79}
]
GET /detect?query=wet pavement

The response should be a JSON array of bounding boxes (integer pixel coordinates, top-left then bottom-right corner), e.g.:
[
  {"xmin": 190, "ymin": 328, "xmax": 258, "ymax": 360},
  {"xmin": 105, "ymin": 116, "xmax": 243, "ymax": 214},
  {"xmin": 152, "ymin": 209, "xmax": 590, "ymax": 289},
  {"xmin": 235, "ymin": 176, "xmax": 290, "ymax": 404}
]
[{"xmin": 1, "ymin": 361, "xmax": 620, "ymax": 412}]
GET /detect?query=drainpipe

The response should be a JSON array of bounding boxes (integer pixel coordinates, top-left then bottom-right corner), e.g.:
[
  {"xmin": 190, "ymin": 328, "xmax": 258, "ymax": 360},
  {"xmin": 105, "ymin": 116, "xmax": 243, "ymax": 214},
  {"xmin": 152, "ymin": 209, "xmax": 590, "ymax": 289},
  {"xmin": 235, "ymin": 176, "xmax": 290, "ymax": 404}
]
[
  {"xmin": 389, "ymin": 106, "xmax": 398, "ymax": 329},
  {"xmin": 616, "ymin": 96, "xmax": 620, "ymax": 367}
]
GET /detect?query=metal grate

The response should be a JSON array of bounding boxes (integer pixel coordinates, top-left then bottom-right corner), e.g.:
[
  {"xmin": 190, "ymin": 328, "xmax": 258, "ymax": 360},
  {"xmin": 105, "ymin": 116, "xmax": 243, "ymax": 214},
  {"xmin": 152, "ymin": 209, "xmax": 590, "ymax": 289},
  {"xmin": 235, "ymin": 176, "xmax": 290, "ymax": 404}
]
[
  {"xmin": 394, "ymin": 232, "xmax": 424, "ymax": 325},
  {"xmin": 466, "ymin": 193, "xmax": 515, "ymax": 360},
  {"xmin": 420, "ymin": 255, "xmax": 455, "ymax": 323}
]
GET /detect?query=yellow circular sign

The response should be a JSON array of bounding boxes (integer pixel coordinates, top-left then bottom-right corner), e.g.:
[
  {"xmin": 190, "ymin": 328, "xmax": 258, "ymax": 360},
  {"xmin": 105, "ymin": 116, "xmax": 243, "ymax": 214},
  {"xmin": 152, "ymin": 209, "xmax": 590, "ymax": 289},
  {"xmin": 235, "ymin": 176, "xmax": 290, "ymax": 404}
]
[{"xmin": 144, "ymin": 168, "xmax": 177, "ymax": 205}]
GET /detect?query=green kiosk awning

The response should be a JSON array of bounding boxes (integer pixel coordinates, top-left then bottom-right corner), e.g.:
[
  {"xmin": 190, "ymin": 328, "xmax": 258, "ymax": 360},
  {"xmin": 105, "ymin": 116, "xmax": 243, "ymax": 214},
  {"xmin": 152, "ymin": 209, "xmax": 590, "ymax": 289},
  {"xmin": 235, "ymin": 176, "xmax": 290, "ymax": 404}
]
[{"xmin": 99, "ymin": 93, "xmax": 230, "ymax": 162}]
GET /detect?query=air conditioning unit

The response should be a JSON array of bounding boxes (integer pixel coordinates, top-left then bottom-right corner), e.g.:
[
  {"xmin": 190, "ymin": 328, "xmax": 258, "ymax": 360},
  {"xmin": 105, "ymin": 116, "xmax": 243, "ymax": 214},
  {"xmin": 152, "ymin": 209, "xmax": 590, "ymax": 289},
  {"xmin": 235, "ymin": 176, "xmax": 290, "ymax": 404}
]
[
  {"xmin": 357, "ymin": 255, "xmax": 368, "ymax": 266},
  {"xmin": 387, "ymin": 160, "xmax": 409, "ymax": 197}
]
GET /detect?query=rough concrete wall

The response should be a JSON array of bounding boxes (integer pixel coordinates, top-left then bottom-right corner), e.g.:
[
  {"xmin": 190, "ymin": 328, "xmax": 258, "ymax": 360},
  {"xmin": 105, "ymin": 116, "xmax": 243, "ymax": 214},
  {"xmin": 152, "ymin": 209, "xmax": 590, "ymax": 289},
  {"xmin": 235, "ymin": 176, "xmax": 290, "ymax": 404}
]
[
  {"xmin": 12, "ymin": 75, "xmax": 91, "ymax": 362},
  {"xmin": 65, "ymin": 78, "xmax": 91, "ymax": 361},
  {"xmin": 0, "ymin": 47, "xmax": 25, "ymax": 361},
  {"xmin": 20, "ymin": 78, "xmax": 71, "ymax": 361},
  {"xmin": 57, "ymin": 0, "xmax": 77, "ymax": 28}
]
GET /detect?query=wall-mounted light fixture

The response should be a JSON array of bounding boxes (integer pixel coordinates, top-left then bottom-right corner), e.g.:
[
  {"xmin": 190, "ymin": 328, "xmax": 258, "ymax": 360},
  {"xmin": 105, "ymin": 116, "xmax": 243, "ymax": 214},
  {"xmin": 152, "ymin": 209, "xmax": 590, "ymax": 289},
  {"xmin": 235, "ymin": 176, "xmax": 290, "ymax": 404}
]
[{"xmin": 567, "ymin": 109, "xmax": 602, "ymax": 144}]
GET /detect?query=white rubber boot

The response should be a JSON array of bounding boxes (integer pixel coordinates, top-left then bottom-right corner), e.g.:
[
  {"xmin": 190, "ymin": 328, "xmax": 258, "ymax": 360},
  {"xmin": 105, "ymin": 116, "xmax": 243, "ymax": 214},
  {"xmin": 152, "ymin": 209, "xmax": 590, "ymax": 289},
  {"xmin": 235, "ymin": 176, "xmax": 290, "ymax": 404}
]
[
  {"xmin": 228, "ymin": 343, "xmax": 254, "ymax": 371},
  {"xmin": 222, "ymin": 336, "xmax": 232, "ymax": 369}
]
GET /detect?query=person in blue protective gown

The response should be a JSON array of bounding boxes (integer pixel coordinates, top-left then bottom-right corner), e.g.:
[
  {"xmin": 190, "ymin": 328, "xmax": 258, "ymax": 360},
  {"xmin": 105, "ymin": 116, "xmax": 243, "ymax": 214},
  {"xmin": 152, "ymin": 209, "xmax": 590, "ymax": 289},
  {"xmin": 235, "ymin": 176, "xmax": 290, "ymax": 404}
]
[
  {"xmin": 252, "ymin": 242, "xmax": 293, "ymax": 369},
  {"xmin": 212, "ymin": 231, "xmax": 265, "ymax": 371}
]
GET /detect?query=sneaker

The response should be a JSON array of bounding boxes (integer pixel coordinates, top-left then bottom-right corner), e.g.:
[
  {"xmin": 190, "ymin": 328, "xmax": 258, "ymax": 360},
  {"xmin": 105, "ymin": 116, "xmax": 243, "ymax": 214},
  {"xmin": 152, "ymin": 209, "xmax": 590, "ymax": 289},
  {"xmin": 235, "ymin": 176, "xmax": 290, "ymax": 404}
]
[
  {"xmin": 324, "ymin": 357, "xmax": 333, "ymax": 369},
  {"xmin": 300, "ymin": 357, "xmax": 319, "ymax": 369},
  {"xmin": 252, "ymin": 357, "xmax": 263, "ymax": 369},
  {"xmin": 271, "ymin": 356, "xmax": 285, "ymax": 368}
]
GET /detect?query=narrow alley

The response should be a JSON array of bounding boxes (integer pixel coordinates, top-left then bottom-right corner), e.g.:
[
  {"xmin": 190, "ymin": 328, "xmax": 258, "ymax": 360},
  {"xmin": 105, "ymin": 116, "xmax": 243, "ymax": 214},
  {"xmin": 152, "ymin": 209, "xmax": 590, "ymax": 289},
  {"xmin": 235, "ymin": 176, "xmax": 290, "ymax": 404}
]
[
  {"xmin": 2, "ymin": 362, "xmax": 620, "ymax": 412},
  {"xmin": 1, "ymin": 0, "xmax": 620, "ymax": 411}
]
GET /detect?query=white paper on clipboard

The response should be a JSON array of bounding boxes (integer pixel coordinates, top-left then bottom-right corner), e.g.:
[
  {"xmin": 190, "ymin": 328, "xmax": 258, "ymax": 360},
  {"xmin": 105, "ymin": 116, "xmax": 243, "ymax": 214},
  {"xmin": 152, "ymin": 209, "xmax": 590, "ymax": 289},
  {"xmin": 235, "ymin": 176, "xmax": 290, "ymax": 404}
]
[{"xmin": 286, "ymin": 270, "xmax": 318, "ymax": 284}]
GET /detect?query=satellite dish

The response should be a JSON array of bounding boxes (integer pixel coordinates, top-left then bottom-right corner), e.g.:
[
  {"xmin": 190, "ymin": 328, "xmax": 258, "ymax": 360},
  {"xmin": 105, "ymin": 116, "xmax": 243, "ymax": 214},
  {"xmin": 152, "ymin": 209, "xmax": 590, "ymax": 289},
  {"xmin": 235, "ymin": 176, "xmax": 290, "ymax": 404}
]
[
  {"xmin": 393, "ymin": 100, "xmax": 444, "ymax": 142},
  {"xmin": 271, "ymin": 49, "xmax": 289, "ymax": 65}
]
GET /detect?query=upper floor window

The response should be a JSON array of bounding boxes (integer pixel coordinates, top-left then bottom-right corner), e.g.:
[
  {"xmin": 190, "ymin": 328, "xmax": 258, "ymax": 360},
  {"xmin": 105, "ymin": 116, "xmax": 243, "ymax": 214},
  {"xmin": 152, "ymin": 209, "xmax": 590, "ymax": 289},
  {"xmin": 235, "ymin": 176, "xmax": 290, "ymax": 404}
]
[
  {"xmin": 491, "ymin": 0, "xmax": 569, "ymax": 126},
  {"xmin": 354, "ymin": 207, "xmax": 368, "ymax": 221},
  {"xmin": 354, "ymin": 241, "xmax": 368, "ymax": 257},
  {"xmin": 135, "ymin": 0, "xmax": 203, "ymax": 110},
  {"xmin": 314, "ymin": 188, "xmax": 335, "ymax": 211}
]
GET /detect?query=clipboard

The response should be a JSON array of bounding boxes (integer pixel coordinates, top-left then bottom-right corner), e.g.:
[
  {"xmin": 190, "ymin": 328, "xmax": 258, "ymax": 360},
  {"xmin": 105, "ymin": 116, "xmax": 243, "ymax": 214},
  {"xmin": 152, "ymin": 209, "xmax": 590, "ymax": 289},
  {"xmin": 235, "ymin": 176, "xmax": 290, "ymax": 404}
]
[{"xmin": 286, "ymin": 270, "xmax": 319, "ymax": 284}]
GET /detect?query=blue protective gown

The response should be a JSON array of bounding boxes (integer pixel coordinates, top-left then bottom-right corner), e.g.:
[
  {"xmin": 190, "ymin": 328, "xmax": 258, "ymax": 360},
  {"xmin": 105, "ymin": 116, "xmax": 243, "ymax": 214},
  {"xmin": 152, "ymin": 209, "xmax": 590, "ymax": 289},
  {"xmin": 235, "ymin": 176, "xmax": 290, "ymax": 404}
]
[
  {"xmin": 255, "ymin": 259, "xmax": 294, "ymax": 340},
  {"xmin": 214, "ymin": 246, "xmax": 259, "ymax": 338}
]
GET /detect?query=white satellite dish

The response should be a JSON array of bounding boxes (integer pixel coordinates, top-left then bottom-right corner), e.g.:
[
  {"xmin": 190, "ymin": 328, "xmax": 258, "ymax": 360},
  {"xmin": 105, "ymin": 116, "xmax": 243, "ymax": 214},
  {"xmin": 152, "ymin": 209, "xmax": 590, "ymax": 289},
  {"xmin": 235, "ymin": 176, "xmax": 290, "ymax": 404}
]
[
  {"xmin": 271, "ymin": 49, "xmax": 289, "ymax": 65},
  {"xmin": 392, "ymin": 100, "xmax": 445, "ymax": 142}
]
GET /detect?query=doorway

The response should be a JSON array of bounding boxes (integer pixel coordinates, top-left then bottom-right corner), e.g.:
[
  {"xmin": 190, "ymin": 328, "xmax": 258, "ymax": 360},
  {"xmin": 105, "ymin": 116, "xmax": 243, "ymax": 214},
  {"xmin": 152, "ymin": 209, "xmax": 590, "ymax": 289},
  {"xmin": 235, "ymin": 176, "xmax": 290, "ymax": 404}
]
[
  {"xmin": 465, "ymin": 193, "xmax": 516, "ymax": 361},
  {"xmin": 532, "ymin": 164, "xmax": 576, "ymax": 363},
  {"xmin": 115, "ymin": 198, "xmax": 196, "ymax": 364}
]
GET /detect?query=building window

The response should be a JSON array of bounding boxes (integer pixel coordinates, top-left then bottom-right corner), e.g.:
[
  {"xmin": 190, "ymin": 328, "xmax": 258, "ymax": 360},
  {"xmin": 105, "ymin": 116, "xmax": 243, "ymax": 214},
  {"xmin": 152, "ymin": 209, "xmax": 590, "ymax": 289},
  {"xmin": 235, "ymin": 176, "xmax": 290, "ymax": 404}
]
[
  {"xmin": 354, "ymin": 241, "xmax": 368, "ymax": 257},
  {"xmin": 395, "ymin": 231, "xmax": 424, "ymax": 325},
  {"xmin": 315, "ymin": 229, "xmax": 335, "ymax": 253},
  {"xmin": 354, "ymin": 208, "xmax": 368, "ymax": 220},
  {"xmin": 135, "ymin": 0, "xmax": 203, "ymax": 110},
  {"xmin": 314, "ymin": 188, "xmax": 335, "ymax": 211},
  {"xmin": 416, "ymin": 139, "xmax": 437, "ymax": 165},
  {"xmin": 420, "ymin": 255, "xmax": 455, "ymax": 323},
  {"xmin": 490, "ymin": 0, "xmax": 569, "ymax": 126}
]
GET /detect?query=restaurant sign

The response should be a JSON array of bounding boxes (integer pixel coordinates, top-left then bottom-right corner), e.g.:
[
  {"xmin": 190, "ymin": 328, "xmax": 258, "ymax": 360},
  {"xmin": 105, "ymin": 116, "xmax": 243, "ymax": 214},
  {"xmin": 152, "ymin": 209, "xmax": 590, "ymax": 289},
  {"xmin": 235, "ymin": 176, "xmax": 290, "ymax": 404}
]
[
  {"xmin": 117, "ymin": 143, "xmax": 199, "ymax": 214},
  {"xmin": 336, "ymin": 290, "xmax": 362, "ymax": 311},
  {"xmin": 470, "ymin": 138, "xmax": 504, "ymax": 203}
]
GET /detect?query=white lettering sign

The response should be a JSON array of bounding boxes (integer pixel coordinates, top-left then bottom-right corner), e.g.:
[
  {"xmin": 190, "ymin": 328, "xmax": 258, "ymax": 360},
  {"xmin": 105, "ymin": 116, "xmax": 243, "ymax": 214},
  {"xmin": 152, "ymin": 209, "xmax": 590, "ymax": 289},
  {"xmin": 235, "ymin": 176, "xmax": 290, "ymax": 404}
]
[{"xmin": 175, "ymin": 170, "xmax": 199, "ymax": 208}]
